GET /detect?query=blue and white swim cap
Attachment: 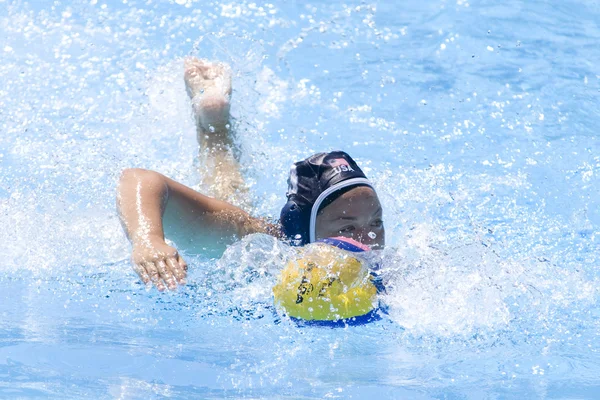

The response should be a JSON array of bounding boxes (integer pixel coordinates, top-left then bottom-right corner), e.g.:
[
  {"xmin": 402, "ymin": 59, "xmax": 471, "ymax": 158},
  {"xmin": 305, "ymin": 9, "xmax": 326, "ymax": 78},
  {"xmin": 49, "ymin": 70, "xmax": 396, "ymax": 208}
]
[{"xmin": 279, "ymin": 151, "xmax": 374, "ymax": 246}]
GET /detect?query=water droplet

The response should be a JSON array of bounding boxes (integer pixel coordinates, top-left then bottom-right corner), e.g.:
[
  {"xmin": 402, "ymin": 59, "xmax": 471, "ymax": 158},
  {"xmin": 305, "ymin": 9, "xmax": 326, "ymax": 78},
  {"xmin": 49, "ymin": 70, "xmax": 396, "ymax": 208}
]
[
  {"xmin": 368, "ymin": 231, "xmax": 377, "ymax": 239},
  {"xmin": 208, "ymin": 125, "xmax": 215, "ymax": 133},
  {"xmin": 200, "ymin": 88, "xmax": 205, "ymax": 94},
  {"xmin": 225, "ymin": 123, "xmax": 230, "ymax": 129}
]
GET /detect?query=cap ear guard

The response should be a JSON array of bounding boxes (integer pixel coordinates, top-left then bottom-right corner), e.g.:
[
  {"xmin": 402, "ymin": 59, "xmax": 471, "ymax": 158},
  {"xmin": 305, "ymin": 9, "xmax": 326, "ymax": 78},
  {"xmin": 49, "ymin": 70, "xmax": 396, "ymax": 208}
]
[{"xmin": 279, "ymin": 200, "xmax": 310, "ymax": 246}]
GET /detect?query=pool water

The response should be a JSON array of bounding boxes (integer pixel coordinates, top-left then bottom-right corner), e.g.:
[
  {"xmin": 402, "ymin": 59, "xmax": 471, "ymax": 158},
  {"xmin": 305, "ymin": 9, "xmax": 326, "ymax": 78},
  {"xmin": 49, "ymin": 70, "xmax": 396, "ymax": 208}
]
[{"xmin": 1, "ymin": 0, "xmax": 600, "ymax": 398}]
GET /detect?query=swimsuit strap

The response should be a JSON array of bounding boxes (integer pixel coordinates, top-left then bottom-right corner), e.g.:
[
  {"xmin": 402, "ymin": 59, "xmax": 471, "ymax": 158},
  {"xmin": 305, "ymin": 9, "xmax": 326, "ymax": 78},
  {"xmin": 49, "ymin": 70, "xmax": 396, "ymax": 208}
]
[{"xmin": 316, "ymin": 237, "xmax": 370, "ymax": 252}]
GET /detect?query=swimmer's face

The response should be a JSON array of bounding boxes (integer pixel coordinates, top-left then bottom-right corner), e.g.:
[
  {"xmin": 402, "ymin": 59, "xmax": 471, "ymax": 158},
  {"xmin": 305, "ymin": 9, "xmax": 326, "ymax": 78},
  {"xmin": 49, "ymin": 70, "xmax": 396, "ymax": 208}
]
[{"xmin": 315, "ymin": 186, "xmax": 385, "ymax": 248}]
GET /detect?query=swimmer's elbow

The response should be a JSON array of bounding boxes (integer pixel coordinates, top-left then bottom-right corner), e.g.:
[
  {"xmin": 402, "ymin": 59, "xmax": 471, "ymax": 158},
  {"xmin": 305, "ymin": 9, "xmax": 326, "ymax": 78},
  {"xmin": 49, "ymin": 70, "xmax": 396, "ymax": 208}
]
[
  {"xmin": 117, "ymin": 168, "xmax": 168, "ymax": 195},
  {"xmin": 120, "ymin": 168, "xmax": 160, "ymax": 183}
]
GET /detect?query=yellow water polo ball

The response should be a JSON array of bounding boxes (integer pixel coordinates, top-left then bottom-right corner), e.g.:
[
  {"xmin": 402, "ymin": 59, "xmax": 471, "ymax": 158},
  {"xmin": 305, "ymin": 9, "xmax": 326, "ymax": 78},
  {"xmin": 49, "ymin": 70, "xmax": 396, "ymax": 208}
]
[{"xmin": 273, "ymin": 242, "xmax": 377, "ymax": 321}]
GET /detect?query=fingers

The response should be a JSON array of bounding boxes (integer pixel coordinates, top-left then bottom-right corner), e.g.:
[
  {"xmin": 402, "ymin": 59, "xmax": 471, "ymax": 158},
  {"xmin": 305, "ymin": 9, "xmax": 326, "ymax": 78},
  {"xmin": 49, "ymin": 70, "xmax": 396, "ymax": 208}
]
[
  {"xmin": 167, "ymin": 257, "xmax": 186, "ymax": 284},
  {"xmin": 133, "ymin": 263, "xmax": 151, "ymax": 285},
  {"xmin": 144, "ymin": 261, "xmax": 166, "ymax": 292},
  {"xmin": 133, "ymin": 247, "xmax": 188, "ymax": 291},
  {"xmin": 155, "ymin": 259, "xmax": 177, "ymax": 291},
  {"xmin": 178, "ymin": 254, "xmax": 188, "ymax": 272}
]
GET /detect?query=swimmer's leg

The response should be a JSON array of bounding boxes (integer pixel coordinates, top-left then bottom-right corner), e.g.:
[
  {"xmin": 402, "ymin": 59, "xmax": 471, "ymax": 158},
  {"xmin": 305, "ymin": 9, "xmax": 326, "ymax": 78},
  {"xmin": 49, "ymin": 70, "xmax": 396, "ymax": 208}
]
[{"xmin": 184, "ymin": 58, "xmax": 248, "ymax": 207}]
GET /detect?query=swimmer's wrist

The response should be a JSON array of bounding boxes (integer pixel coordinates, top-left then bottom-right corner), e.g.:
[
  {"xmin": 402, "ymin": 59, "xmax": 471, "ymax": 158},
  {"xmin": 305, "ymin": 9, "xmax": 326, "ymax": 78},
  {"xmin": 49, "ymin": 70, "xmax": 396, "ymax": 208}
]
[{"xmin": 130, "ymin": 233, "xmax": 165, "ymax": 247}]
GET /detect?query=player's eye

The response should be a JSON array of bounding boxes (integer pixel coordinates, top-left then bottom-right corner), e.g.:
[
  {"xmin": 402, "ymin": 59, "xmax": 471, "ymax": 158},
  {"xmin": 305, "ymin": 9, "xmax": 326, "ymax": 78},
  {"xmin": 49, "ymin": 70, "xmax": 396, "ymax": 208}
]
[
  {"xmin": 371, "ymin": 219, "xmax": 383, "ymax": 227},
  {"xmin": 339, "ymin": 225, "xmax": 355, "ymax": 233}
]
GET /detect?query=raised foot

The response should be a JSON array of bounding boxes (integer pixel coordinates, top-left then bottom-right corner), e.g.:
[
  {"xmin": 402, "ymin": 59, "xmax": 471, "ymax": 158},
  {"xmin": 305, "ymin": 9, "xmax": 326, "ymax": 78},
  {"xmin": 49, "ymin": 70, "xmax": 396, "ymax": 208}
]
[{"xmin": 184, "ymin": 57, "xmax": 232, "ymax": 132}]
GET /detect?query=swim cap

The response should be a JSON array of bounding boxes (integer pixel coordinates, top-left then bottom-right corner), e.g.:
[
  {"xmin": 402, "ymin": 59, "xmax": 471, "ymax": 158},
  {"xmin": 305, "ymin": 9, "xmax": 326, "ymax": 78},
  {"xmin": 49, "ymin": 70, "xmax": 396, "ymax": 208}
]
[
  {"xmin": 272, "ymin": 237, "xmax": 378, "ymax": 321},
  {"xmin": 279, "ymin": 151, "xmax": 374, "ymax": 245}
]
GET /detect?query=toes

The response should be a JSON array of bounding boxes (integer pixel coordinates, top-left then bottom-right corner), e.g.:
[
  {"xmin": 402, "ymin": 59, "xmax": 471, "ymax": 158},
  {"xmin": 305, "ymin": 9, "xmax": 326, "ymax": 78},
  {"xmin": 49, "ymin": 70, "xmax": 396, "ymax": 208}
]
[
  {"xmin": 184, "ymin": 58, "xmax": 231, "ymax": 81},
  {"xmin": 184, "ymin": 58, "xmax": 233, "ymax": 103},
  {"xmin": 189, "ymin": 59, "xmax": 215, "ymax": 79},
  {"xmin": 183, "ymin": 57, "xmax": 196, "ymax": 70},
  {"xmin": 184, "ymin": 58, "xmax": 209, "ymax": 79},
  {"xmin": 184, "ymin": 66, "xmax": 201, "ymax": 83},
  {"xmin": 184, "ymin": 56, "xmax": 207, "ymax": 68}
]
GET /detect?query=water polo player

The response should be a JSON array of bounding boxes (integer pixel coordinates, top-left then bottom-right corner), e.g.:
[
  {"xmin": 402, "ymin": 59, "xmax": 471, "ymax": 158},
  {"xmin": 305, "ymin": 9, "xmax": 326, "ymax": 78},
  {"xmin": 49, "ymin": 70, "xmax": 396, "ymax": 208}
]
[{"xmin": 116, "ymin": 58, "xmax": 385, "ymax": 291}]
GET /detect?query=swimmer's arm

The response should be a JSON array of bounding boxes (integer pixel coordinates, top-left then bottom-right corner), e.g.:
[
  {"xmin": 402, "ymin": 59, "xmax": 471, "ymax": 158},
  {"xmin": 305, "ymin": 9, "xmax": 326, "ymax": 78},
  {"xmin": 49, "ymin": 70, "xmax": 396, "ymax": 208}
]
[
  {"xmin": 117, "ymin": 168, "xmax": 188, "ymax": 291},
  {"xmin": 116, "ymin": 168, "xmax": 279, "ymax": 289}
]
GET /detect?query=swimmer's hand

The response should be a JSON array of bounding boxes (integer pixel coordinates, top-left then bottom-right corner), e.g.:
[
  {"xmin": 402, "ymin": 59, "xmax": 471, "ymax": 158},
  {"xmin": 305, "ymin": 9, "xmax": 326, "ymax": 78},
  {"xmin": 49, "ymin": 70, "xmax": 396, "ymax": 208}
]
[{"xmin": 131, "ymin": 237, "xmax": 187, "ymax": 291}]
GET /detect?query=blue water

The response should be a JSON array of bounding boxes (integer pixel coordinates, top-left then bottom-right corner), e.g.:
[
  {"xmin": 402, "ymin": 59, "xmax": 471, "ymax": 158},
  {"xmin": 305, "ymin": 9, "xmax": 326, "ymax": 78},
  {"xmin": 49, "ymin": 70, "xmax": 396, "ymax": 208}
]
[{"xmin": 1, "ymin": 0, "xmax": 600, "ymax": 398}]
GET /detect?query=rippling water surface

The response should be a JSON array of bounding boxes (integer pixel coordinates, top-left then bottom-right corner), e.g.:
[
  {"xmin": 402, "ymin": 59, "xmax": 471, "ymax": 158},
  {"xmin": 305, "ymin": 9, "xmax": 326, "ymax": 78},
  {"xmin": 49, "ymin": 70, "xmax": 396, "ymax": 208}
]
[{"xmin": 1, "ymin": 0, "xmax": 600, "ymax": 398}]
